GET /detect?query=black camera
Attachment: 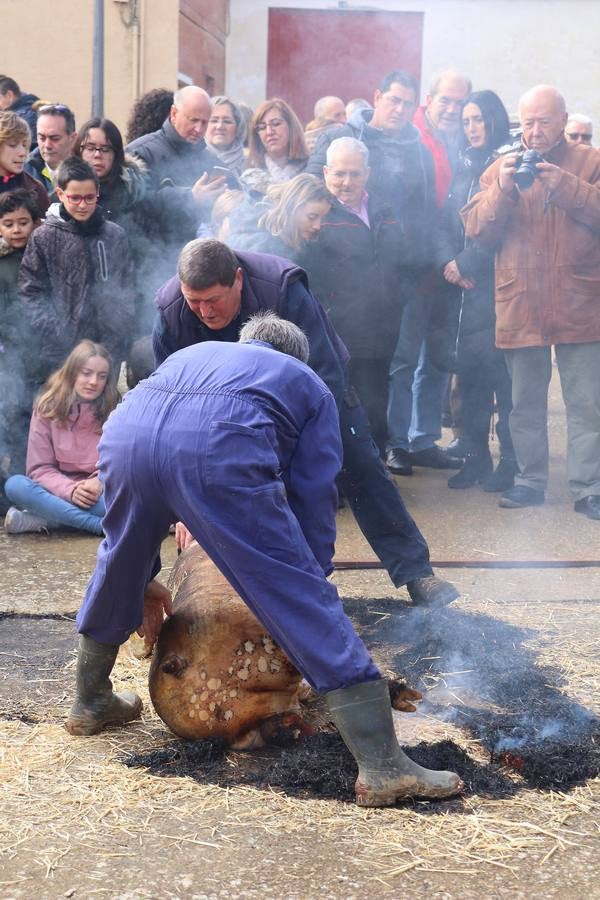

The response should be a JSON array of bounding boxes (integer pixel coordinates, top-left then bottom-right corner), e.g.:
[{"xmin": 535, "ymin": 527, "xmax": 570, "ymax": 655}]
[{"xmin": 513, "ymin": 149, "xmax": 544, "ymax": 190}]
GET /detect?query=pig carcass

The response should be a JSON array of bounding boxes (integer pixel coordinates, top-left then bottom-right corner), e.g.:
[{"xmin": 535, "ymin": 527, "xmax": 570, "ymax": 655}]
[
  {"xmin": 149, "ymin": 544, "xmax": 309, "ymax": 749},
  {"xmin": 148, "ymin": 543, "xmax": 423, "ymax": 750}
]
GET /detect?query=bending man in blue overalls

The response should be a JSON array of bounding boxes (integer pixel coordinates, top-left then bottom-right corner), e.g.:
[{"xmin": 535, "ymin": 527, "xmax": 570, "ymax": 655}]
[{"xmin": 65, "ymin": 312, "xmax": 462, "ymax": 807}]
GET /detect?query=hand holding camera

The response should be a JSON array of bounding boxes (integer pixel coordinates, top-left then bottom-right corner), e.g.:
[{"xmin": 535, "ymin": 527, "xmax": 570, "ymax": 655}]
[{"xmin": 499, "ymin": 146, "xmax": 562, "ymax": 193}]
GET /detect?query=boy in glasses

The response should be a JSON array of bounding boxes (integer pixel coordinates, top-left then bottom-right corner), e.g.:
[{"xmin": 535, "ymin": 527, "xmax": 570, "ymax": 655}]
[{"xmin": 18, "ymin": 157, "xmax": 134, "ymax": 386}]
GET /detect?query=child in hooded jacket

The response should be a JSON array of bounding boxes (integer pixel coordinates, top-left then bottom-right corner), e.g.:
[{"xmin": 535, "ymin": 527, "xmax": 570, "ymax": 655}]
[{"xmin": 4, "ymin": 340, "xmax": 120, "ymax": 535}]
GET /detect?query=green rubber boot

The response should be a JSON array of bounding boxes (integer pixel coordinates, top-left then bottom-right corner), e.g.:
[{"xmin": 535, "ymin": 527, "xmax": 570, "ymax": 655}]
[
  {"xmin": 65, "ymin": 635, "xmax": 143, "ymax": 736},
  {"xmin": 326, "ymin": 679, "xmax": 463, "ymax": 807}
]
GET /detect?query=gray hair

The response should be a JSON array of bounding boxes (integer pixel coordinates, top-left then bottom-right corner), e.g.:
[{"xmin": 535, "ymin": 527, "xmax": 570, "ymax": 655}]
[
  {"xmin": 210, "ymin": 95, "xmax": 246, "ymax": 141},
  {"xmin": 326, "ymin": 136, "xmax": 369, "ymax": 167},
  {"xmin": 239, "ymin": 312, "xmax": 309, "ymax": 363},
  {"xmin": 567, "ymin": 113, "xmax": 593, "ymax": 129}
]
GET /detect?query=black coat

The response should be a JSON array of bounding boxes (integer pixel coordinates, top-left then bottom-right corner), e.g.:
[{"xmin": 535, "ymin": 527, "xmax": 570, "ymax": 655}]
[
  {"xmin": 126, "ymin": 119, "xmax": 221, "ymax": 246},
  {"xmin": 433, "ymin": 147, "xmax": 498, "ymax": 369},
  {"xmin": 303, "ymin": 198, "xmax": 407, "ymax": 360},
  {"xmin": 306, "ymin": 108, "xmax": 436, "ymax": 269},
  {"xmin": 18, "ymin": 208, "xmax": 134, "ymax": 381}
]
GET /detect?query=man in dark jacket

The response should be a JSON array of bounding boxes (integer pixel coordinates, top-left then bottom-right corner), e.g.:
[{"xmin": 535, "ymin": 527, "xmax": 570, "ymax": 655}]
[
  {"xmin": 127, "ymin": 85, "xmax": 227, "ymax": 281},
  {"xmin": 25, "ymin": 103, "xmax": 77, "ymax": 198},
  {"xmin": 18, "ymin": 158, "xmax": 134, "ymax": 384},
  {"xmin": 307, "ymin": 69, "xmax": 435, "ymax": 270},
  {"xmin": 0, "ymin": 76, "xmax": 39, "ymax": 147},
  {"xmin": 305, "ymin": 136, "xmax": 408, "ymax": 451},
  {"xmin": 153, "ymin": 238, "xmax": 460, "ymax": 608}
]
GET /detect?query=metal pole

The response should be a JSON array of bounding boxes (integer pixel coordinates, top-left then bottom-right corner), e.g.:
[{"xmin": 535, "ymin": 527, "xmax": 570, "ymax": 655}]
[{"xmin": 91, "ymin": 0, "xmax": 104, "ymax": 116}]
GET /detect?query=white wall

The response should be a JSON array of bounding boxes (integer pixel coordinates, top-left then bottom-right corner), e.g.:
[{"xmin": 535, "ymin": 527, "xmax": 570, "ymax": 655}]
[{"xmin": 226, "ymin": 0, "xmax": 600, "ymax": 130}]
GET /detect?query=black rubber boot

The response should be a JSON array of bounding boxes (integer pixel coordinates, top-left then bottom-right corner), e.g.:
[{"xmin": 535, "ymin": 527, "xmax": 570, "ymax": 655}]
[
  {"xmin": 326, "ymin": 679, "xmax": 463, "ymax": 806},
  {"xmin": 447, "ymin": 449, "xmax": 493, "ymax": 489},
  {"xmin": 483, "ymin": 456, "xmax": 518, "ymax": 492},
  {"xmin": 65, "ymin": 635, "xmax": 143, "ymax": 736}
]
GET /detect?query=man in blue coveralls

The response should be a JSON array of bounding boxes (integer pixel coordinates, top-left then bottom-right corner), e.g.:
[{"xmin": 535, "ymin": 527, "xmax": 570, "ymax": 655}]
[
  {"xmin": 153, "ymin": 238, "xmax": 459, "ymax": 608},
  {"xmin": 65, "ymin": 313, "xmax": 462, "ymax": 806}
]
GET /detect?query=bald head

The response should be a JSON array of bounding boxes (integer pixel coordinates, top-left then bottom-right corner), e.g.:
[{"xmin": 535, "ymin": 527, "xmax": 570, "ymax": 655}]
[
  {"xmin": 314, "ymin": 95, "xmax": 346, "ymax": 123},
  {"xmin": 519, "ymin": 85, "xmax": 568, "ymax": 153},
  {"xmin": 170, "ymin": 85, "xmax": 211, "ymax": 143},
  {"xmin": 426, "ymin": 70, "xmax": 471, "ymax": 133}
]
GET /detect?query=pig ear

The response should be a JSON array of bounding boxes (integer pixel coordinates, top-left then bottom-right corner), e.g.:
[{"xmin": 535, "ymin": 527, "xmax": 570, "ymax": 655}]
[{"xmin": 160, "ymin": 654, "xmax": 188, "ymax": 678}]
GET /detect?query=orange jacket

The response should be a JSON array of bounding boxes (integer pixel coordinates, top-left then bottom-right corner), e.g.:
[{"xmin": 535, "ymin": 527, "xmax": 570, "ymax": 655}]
[{"xmin": 462, "ymin": 137, "xmax": 600, "ymax": 349}]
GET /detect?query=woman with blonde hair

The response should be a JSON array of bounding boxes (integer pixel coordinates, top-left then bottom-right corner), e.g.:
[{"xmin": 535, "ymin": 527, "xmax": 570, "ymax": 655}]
[
  {"xmin": 228, "ymin": 173, "xmax": 333, "ymax": 259},
  {"xmin": 240, "ymin": 99, "xmax": 308, "ymax": 193},
  {"xmin": 4, "ymin": 340, "xmax": 120, "ymax": 535}
]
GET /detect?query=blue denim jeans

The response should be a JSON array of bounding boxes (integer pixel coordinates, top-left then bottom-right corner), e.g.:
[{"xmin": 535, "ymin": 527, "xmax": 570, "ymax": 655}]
[
  {"xmin": 387, "ymin": 294, "xmax": 450, "ymax": 453},
  {"xmin": 4, "ymin": 475, "xmax": 105, "ymax": 535}
]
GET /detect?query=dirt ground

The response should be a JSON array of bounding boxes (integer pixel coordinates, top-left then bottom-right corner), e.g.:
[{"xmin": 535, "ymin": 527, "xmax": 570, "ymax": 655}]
[{"xmin": 1, "ymin": 371, "xmax": 599, "ymax": 900}]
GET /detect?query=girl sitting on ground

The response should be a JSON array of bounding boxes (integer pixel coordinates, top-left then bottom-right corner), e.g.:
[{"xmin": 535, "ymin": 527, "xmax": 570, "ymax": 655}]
[{"xmin": 4, "ymin": 340, "xmax": 119, "ymax": 536}]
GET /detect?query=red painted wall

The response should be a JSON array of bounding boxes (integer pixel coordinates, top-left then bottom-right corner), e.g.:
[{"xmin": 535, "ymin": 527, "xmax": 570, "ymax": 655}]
[{"xmin": 267, "ymin": 8, "xmax": 424, "ymax": 125}]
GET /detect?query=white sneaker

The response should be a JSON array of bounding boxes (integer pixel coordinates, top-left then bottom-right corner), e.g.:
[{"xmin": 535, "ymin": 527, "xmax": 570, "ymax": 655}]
[{"xmin": 4, "ymin": 507, "xmax": 49, "ymax": 534}]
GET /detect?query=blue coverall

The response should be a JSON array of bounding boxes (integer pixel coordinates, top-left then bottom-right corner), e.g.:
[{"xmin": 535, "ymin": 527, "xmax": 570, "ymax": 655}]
[{"xmin": 76, "ymin": 340, "xmax": 380, "ymax": 694}]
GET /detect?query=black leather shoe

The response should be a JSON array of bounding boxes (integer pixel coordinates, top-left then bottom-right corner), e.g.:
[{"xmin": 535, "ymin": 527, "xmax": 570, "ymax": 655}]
[
  {"xmin": 406, "ymin": 575, "xmax": 460, "ymax": 608},
  {"xmin": 410, "ymin": 445, "xmax": 463, "ymax": 469},
  {"xmin": 499, "ymin": 485, "xmax": 545, "ymax": 508},
  {"xmin": 386, "ymin": 448, "xmax": 413, "ymax": 476},
  {"xmin": 574, "ymin": 495, "xmax": 600, "ymax": 520}
]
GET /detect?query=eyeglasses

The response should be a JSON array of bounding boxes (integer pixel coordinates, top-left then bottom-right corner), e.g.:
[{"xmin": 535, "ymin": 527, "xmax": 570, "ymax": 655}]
[
  {"xmin": 81, "ymin": 143, "xmax": 114, "ymax": 155},
  {"xmin": 566, "ymin": 132, "xmax": 592, "ymax": 142},
  {"xmin": 38, "ymin": 103, "xmax": 71, "ymax": 114},
  {"xmin": 209, "ymin": 117, "xmax": 236, "ymax": 126},
  {"xmin": 64, "ymin": 194, "xmax": 98, "ymax": 205},
  {"xmin": 256, "ymin": 118, "xmax": 285, "ymax": 133}
]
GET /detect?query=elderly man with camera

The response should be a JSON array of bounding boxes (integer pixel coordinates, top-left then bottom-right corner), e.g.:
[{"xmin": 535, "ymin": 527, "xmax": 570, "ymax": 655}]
[{"xmin": 463, "ymin": 84, "xmax": 600, "ymax": 520}]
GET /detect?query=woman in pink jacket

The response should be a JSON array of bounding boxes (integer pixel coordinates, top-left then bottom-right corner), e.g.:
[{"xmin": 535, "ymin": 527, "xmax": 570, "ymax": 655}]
[{"xmin": 4, "ymin": 340, "xmax": 120, "ymax": 535}]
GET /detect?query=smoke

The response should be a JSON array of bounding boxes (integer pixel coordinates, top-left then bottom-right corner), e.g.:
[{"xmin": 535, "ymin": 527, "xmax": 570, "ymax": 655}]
[{"xmin": 345, "ymin": 598, "xmax": 599, "ymax": 764}]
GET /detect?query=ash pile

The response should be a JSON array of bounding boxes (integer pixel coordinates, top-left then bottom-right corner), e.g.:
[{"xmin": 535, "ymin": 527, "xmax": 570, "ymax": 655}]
[{"xmin": 125, "ymin": 598, "xmax": 600, "ymax": 801}]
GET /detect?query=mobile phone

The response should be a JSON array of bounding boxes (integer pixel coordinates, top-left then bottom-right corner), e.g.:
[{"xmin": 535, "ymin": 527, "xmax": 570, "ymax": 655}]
[{"xmin": 208, "ymin": 166, "xmax": 242, "ymax": 190}]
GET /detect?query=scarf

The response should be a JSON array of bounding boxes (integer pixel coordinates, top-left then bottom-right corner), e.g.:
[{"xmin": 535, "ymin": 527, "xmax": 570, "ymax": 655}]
[{"xmin": 206, "ymin": 138, "xmax": 246, "ymax": 176}]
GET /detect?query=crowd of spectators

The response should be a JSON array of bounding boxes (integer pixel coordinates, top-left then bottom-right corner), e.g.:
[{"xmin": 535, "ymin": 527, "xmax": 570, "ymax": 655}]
[{"xmin": 1, "ymin": 66, "xmax": 600, "ymax": 542}]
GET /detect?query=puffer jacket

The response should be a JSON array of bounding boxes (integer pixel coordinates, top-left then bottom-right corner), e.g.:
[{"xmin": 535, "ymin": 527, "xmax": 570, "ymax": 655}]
[
  {"xmin": 18, "ymin": 208, "xmax": 134, "ymax": 381},
  {"xmin": 306, "ymin": 107, "xmax": 436, "ymax": 268},
  {"xmin": 434, "ymin": 147, "xmax": 497, "ymax": 369},
  {"xmin": 463, "ymin": 137, "xmax": 600, "ymax": 349},
  {"xmin": 96, "ymin": 153, "xmax": 148, "ymax": 224},
  {"xmin": 26, "ymin": 402, "xmax": 103, "ymax": 501}
]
